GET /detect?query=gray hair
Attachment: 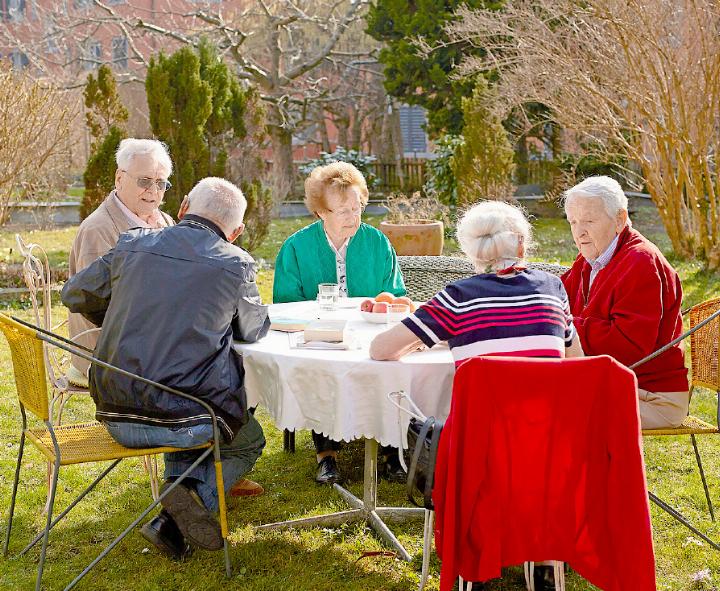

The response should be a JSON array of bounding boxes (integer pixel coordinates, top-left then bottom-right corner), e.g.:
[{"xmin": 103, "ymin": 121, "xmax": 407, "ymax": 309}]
[
  {"xmin": 563, "ymin": 176, "xmax": 628, "ymax": 218},
  {"xmin": 456, "ymin": 200, "xmax": 534, "ymax": 272},
  {"xmin": 186, "ymin": 177, "xmax": 247, "ymax": 234},
  {"xmin": 116, "ymin": 138, "xmax": 172, "ymax": 175}
]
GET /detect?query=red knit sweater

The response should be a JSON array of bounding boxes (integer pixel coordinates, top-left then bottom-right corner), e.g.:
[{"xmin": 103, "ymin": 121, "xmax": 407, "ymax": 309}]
[
  {"xmin": 433, "ymin": 356, "xmax": 656, "ymax": 591},
  {"xmin": 561, "ymin": 227, "xmax": 688, "ymax": 392}
]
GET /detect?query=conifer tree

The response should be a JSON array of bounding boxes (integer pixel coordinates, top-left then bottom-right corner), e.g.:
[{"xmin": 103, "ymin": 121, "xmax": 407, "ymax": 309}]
[
  {"xmin": 452, "ymin": 77, "xmax": 515, "ymax": 206},
  {"xmin": 146, "ymin": 46, "xmax": 213, "ymax": 216},
  {"xmin": 367, "ymin": 0, "xmax": 502, "ymax": 136},
  {"xmin": 81, "ymin": 65, "xmax": 128, "ymax": 219},
  {"xmin": 146, "ymin": 41, "xmax": 271, "ymax": 249}
]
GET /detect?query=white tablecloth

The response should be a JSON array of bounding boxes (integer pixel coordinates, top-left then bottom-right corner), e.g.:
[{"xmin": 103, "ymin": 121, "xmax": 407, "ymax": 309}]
[{"xmin": 234, "ymin": 298, "xmax": 455, "ymax": 448}]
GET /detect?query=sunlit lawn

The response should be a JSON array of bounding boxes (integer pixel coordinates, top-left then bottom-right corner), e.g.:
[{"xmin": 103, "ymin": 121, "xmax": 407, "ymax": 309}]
[{"xmin": 0, "ymin": 204, "xmax": 719, "ymax": 590}]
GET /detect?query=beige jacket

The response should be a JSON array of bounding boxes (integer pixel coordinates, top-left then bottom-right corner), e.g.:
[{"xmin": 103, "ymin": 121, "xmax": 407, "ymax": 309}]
[{"xmin": 68, "ymin": 193, "xmax": 174, "ymax": 373}]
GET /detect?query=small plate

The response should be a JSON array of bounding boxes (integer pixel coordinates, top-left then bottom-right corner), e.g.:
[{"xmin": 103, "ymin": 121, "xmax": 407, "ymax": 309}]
[{"xmin": 360, "ymin": 310, "xmax": 409, "ymax": 323}]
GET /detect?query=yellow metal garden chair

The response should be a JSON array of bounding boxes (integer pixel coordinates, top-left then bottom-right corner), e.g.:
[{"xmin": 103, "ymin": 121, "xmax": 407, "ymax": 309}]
[
  {"xmin": 15, "ymin": 233, "xmax": 161, "ymax": 501},
  {"xmin": 0, "ymin": 313, "xmax": 232, "ymax": 591},
  {"xmin": 632, "ymin": 297, "xmax": 720, "ymax": 550}
]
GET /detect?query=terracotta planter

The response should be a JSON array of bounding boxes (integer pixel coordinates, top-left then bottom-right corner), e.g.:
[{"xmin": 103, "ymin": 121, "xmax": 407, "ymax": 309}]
[{"xmin": 379, "ymin": 220, "xmax": 444, "ymax": 256}]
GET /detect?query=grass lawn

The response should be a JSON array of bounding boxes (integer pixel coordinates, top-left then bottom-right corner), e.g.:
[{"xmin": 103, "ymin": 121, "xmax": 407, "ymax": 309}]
[{"xmin": 1, "ymin": 206, "xmax": 720, "ymax": 590}]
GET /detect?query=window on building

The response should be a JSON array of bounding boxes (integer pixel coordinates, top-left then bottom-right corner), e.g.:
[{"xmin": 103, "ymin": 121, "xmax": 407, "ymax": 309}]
[
  {"xmin": 112, "ymin": 36, "xmax": 128, "ymax": 69},
  {"xmin": 1, "ymin": 0, "xmax": 26, "ymax": 22},
  {"xmin": 9, "ymin": 49, "xmax": 29, "ymax": 70},
  {"xmin": 398, "ymin": 104, "xmax": 428, "ymax": 156},
  {"xmin": 82, "ymin": 39, "xmax": 102, "ymax": 70},
  {"xmin": 46, "ymin": 36, "xmax": 60, "ymax": 54},
  {"xmin": 73, "ymin": 0, "xmax": 92, "ymax": 9},
  {"xmin": 106, "ymin": 0, "xmax": 126, "ymax": 4}
]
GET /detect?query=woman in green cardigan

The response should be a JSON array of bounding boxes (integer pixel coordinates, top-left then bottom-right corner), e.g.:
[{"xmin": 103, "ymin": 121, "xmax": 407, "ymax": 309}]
[{"xmin": 273, "ymin": 161, "xmax": 406, "ymax": 485}]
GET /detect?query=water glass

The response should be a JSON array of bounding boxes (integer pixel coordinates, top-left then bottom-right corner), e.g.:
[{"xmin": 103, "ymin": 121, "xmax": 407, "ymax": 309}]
[{"xmin": 317, "ymin": 283, "xmax": 339, "ymax": 311}]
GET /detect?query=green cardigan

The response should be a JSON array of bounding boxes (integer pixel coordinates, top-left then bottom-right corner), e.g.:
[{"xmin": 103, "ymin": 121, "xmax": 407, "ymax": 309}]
[{"xmin": 273, "ymin": 221, "xmax": 406, "ymax": 303}]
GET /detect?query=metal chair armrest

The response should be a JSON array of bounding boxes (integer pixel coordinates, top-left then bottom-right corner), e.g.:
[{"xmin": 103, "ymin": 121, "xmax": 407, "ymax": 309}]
[
  {"xmin": 11, "ymin": 315, "xmax": 223, "ymax": 438},
  {"xmin": 629, "ymin": 306, "xmax": 720, "ymax": 370}
]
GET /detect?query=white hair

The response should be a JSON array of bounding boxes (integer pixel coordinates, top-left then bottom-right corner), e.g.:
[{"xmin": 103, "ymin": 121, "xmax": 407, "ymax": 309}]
[
  {"xmin": 456, "ymin": 200, "xmax": 534, "ymax": 272},
  {"xmin": 563, "ymin": 175, "xmax": 628, "ymax": 218},
  {"xmin": 186, "ymin": 177, "xmax": 247, "ymax": 235},
  {"xmin": 115, "ymin": 138, "xmax": 172, "ymax": 175}
]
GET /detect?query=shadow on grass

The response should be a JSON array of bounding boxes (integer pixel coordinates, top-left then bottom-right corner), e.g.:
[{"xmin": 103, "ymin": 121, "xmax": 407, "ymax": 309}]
[{"xmin": 2, "ymin": 423, "xmax": 429, "ymax": 591}]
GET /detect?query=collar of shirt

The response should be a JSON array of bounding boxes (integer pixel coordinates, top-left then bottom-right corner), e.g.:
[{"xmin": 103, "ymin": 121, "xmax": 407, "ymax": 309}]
[
  {"xmin": 112, "ymin": 191, "xmax": 165, "ymax": 229},
  {"xmin": 180, "ymin": 214, "xmax": 227, "ymax": 241},
  {"xmin": 324, "ymin": 229, "xmax": 349, "ymax": 262},
  {"xmin": 586, "ymin": 233, "xmax": 620, "ymax": 287}
]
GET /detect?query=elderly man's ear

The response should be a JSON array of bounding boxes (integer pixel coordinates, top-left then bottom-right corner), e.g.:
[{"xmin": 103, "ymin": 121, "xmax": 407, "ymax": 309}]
[
  {"xmin": 178, "ymin": 196, "xmax": 190, "ymax": 219},
  {"xmin": 227, "ymin": 223, "xmax": 245, "ymax": 243},
  {"xmin": 615, "ymin": 208, "xmax": 629, "ymax": 233}
]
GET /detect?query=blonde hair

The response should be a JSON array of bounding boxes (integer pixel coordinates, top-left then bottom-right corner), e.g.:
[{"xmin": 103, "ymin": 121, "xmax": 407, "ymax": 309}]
[
  {"xmin": 456, "ymin": 200, "xmax": 534, "ymax": 272},
  {"xmin": 304, "ymin": 161, "xmax": 369, "ymax": 216}
]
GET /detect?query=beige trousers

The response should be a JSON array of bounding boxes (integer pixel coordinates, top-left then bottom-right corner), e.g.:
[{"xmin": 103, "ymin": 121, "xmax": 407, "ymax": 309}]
[{"xmin": 638, "ymin": 389, "xmax": 690, "ymax": 429}]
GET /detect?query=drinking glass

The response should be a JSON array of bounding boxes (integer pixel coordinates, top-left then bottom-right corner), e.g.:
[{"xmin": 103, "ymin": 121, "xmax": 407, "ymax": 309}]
[{"xmin": 317, "ymin": 283, "xmax": 339, "ymax": 311}]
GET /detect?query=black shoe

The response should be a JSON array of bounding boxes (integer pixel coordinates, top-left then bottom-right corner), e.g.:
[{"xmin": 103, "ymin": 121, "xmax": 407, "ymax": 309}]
[
  {"xmin": 160, "ymin": 481, "xmax": 223, "ymax": 551},
  {"xmin": 533, "ymin": 565, "xmax": 557, "ymax": 591},
  {"xmin": 315, "ymin": 455, "xmax": 341, "ymax": 484},
  {"xmin": 381, "ymin": 453, "xmax": 407, "ymax": 484},
  {"xmin": 140, "ymin": 510, "xmax": 193, "ymax": 560}
]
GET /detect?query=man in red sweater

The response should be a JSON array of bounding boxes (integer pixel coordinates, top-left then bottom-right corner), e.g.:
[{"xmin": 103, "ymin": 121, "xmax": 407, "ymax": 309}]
[{"xmin": 561, "ymin": 175, "xmax": 689, "ymax": 428}]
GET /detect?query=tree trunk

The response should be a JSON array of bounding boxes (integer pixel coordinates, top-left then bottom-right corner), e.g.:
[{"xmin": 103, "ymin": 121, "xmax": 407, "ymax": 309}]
[
  {"xmin": 319, "ymin": 110, "xmax": 331, "ymax": 153},
  {"xmin": 269, "ymin": 122, "xmax": 294, "ymax": 205},
  {"xmin": 336, "ymin": 115, "xmax": 349, "ymax": 150},
  {"xmin": 350, "ymin": 106, "xmax": 362, "ymax": 150},
  {"xmin": 516, "ymin": 137, "xmax": 528, "ymax": 184}
]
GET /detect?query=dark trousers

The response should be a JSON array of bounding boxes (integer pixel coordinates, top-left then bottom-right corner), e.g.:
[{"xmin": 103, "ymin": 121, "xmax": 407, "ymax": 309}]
[
  {"xmin": 312, "ymin": 430, "xmax": 399, "ymax": 461},
  {"xmin": 312, "ymin": 430, "xmax": 342, "ymax": 453}
]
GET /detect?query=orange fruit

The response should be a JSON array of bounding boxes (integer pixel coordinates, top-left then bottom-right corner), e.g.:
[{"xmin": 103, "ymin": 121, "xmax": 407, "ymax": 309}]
[
  {"xmin": 392, "ymin": 296, "xmax": 416, "ymax": 312},
  {"xmin": 375, "ymin": 292, "xmax": 394, "ymax": 303}
]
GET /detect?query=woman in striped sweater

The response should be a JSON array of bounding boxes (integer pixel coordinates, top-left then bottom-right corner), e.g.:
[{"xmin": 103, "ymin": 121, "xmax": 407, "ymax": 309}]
[
  {"xmin": 370, "ymin": 200, "xmax": 583, "ymax": 364},
  {"xmin": 370, "ymin": 199, "xmax": 583, "ymax": 591}
]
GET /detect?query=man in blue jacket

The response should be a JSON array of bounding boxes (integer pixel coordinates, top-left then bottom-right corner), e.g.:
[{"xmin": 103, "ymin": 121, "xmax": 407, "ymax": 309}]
[{"xmin": 62, "ymin": 177, "xmax": 269, "ymax": 560}]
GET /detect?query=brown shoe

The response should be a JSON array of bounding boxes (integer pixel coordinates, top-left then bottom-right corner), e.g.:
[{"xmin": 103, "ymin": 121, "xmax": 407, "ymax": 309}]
[
  {"xmin": 160, "ymin": 482, "xmax": 223, "ymax": 551},
  {"xmin": 229, "ymin": 478, "xmax": 264, "ymax": 497}
]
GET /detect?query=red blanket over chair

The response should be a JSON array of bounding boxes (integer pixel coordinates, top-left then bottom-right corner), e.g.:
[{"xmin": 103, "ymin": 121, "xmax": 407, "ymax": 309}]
[{"xmin": 433, "ymin": 355, "xmax": 656, "ymax": 591}]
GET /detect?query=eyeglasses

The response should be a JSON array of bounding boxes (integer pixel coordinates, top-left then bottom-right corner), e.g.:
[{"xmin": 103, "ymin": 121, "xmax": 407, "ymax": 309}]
[
  {"xmin": 326, "ymin": 204, "xmax": 364, "ymax": 218},
  {"xmin": 121, "ymin": 170, "xmax": 172, "ymax": 192}
]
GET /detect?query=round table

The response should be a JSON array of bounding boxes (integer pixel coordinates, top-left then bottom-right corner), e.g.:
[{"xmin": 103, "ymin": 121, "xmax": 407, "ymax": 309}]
[
  {"xmin": 234, "ymin": 297, "xmax": 456, "ymax": 562},
  {"xmin": 235, "ymin": 298, "xmax": 455, "ymax": 448}
]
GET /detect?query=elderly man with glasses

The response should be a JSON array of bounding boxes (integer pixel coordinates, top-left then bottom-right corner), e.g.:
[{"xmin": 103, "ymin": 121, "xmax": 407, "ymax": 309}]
[{"xmin": 67, "ymin": 138, "xmax": 174, "ymax": 385}]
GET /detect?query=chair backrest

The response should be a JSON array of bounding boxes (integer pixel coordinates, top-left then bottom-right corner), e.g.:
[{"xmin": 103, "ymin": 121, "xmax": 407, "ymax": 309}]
[
  {"xmin": 689, "ymin": 297, "xmax": 720, "ymax": 391},
  {"xmin": 16, "ymin": 234, "xmax": 52, "ymax": 333},
  {"xmin": 16, "ymin": 234, "xmax": 67, "ymax": 390},
  {"xmin": 0, "ymin": 313, "xmax": 50, "ymax": 421},
  {"xmin": 397, "ymin": 255, "xmax": 569, "ymax": 301},
  {"xmin": 433, "ymin": 355, "xmax": 656, "ymax": 591}
]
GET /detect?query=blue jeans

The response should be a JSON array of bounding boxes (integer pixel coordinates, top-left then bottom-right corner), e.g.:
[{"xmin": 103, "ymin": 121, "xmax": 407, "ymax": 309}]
[{"xmin": 104, "ymin": 415, "xmax": 265, "ymax": 512}]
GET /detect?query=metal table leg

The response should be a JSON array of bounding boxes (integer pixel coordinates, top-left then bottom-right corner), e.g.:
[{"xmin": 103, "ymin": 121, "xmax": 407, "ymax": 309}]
[{"xmin": 255, "ymin": 438, "xmax": 424, "ymax": 561}]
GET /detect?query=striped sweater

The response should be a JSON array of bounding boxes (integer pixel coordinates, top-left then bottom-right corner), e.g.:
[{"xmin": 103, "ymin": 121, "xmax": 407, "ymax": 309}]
[{"xmin": 402, "ymin": 269, "xmax": 576, "ymax": 365}]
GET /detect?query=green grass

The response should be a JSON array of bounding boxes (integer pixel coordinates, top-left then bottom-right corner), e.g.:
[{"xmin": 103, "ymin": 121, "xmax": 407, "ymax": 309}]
[{"xmin": 1, "ymin": 209, "xmax": 720, "ymax": 590}]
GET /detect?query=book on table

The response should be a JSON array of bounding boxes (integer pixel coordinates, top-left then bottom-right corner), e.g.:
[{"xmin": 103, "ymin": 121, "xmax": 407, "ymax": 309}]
[
  {"xmin": 303, "ymin": 319, "xmax": 347, "ymax": 343},
  {"xmin": 270, "ymin": 318, "xmax": 309, "ymax": 332}
]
